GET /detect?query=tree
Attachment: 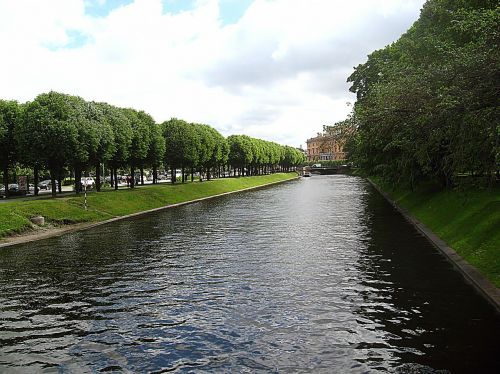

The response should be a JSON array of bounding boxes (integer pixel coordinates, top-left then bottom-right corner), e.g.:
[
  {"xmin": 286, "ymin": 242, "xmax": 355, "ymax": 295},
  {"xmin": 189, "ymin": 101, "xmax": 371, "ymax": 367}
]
[
  {"xmin": 97, "ymin": 103, "xmax": 132, "ymax": 190},
  {"xmin": 228, "ymin": 135, "xmax": 253, "ymax": 176},
  {"xmin": 135, "ymin": 111, "xmax": 157, "ymax": 185},
  {"xmin": 123, "ymin": 108, "xmax": 149, "ymax": 188},
  {"xmin": 70, "ymin": 97, "xmax": 102, "ymax": 194},
  {"xmin": 145, "ymin": 120, "xmax": 165, "ymax": 184},
  {"xmin": 346, "ymin": 0, "xmax": 499, "ymax": 188},
  {"xmin": 196, "ymin": 124, "xmax": 225, "ymax": 180},
  {"xmin": 162, "ymin": 118, "xmax": 191, "ymax": 183},
  {"xmin": 85, "ymin": 102, "xmax": 115, "ymax": 192},
  {"xmin": 18, "ymin": 92, "xmax": 80, "ymax": 197},
  {"xmin": 0, "ymin": 100, "xmax": 21, "ymax": 197}
]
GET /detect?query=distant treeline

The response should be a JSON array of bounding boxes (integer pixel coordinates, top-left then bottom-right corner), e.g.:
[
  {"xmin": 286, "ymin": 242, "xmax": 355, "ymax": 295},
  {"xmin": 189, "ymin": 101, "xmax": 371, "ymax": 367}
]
[
  {"xmin": 341, "ymin": 0, "xmax": 499, "ymax": 188},
  {"xmin": 0, "ymin": 91, "xmax": 305, "ymax": 197}
]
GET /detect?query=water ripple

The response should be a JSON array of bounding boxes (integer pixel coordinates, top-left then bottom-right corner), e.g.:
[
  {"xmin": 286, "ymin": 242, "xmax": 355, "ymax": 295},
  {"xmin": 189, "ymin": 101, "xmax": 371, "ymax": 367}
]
[{"xmin": 0, "ymin": 176, "xmax": 498, "ymax": 373}]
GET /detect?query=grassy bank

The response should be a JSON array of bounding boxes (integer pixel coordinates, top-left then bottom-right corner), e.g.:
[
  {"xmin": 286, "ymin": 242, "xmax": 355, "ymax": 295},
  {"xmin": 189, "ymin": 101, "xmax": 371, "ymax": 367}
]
[
  {"xmin": 0, "ymin": 173, "xmax": 297, "ymax": 239},
  {"xmin": 371, "ymin": 178, "xmax": 500, "ymax": 288}
]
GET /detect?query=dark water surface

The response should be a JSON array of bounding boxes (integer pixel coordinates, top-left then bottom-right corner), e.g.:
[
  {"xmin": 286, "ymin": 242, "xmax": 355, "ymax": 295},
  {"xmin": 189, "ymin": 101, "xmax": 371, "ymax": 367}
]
[{"xmin": 0, "ymin": 176, "xmax": 498, "ymax": 373}]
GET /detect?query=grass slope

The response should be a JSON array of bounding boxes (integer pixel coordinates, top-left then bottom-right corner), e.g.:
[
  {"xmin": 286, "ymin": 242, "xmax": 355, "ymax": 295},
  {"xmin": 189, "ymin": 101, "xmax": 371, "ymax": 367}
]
[
  {"xmin": 373, "ymin": 178, "xmax": 500, "ymax": 287},
  {"xmin": 0, "ymin": 173, "xmax": 297, "ymax": 239}
]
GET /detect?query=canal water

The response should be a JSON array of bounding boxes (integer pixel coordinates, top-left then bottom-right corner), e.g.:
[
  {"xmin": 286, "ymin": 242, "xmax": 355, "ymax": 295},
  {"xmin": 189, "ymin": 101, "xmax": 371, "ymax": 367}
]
[{"xmin": 0, "ymin": 175, "xmax": 498, "ymax": 373}]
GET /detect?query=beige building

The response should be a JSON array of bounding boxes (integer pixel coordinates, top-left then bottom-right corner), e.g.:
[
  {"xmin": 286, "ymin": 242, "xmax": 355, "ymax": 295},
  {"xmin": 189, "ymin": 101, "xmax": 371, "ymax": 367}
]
[{"xmin": 306, "ymin": 133, "xmax": 346, "ymax": 162}]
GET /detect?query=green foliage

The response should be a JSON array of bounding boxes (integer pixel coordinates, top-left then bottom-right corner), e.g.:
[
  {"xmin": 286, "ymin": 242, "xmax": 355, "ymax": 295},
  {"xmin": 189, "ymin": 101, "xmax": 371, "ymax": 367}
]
[
  {"xmin": 123, "ymin": 108, "xmax": 150, "ymax": 168},
  {"xmin": 227, "ymin": 135, "xmax": 304, "ymax": 173},
  {"xmin": 200, "ymin": 124, "xmax": 227, "ymax": 170},
  {"xmin": 0, "ymin": 100, "xmax": 22, "ymax": 195},
  {"xmin": 347, "ymin": 0, "xmax": 499, "ymax": 188},
  {"xmin": 228, "ymin": 135, "xmax": 254, "ymax": 168},
  {"xmin": 195, "ymin": 124, "xmax": 216, "ymax": 170},
  {"xmin": 5, "ymin": 90, "xmax": 302, "ymax": 193},
  {"xmin": 162, "ymin": 118, "xmax": 196, "ymax": 170},
  {"xmin": 0, "ymin": 100, "xmax": 21, "ymax": 167},
  {"xmin": 97, "ymin": 102, "xmax": 133, "ymax": 168},
  {"xmin": 146, "ymin": 120, "xmax": 166, "ymax": 168},
  {"xmin": 86, "ymin": 101, "xmax": 116, "ymax": 166},
  {"xmin": 18, "ymin": 92, "xmax": 81, "ymax": 173}
]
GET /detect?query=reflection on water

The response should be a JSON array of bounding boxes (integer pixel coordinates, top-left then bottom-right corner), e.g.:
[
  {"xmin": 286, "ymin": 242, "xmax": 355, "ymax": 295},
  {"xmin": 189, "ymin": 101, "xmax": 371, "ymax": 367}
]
[{"xmin": 0, "ymin": 175, "xmax": 498, "ymax": 373}]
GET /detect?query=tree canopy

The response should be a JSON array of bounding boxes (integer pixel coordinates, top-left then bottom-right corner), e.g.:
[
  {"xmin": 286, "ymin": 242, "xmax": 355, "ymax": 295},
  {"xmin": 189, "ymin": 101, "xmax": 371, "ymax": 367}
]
[
  {"xmin": 0, "ymin": 100, "xmax": 22, "ymax": 196},
  {"xmin": 345, "ymin": 0, "xmax": 499, "ymax": 188},
  {"xmin": 3, "ymin": 90, "xmax": 303, "ymax": 197}
]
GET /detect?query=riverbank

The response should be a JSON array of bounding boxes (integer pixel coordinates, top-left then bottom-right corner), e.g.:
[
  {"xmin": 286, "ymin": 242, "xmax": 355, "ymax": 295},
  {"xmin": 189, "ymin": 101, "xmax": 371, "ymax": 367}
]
[
  {"xmin": 0, "ymin": 173, "xmax": 298, "ymax": 245},
  {"xmin": 368, "ymin": 177, "xmax": 499, "ymax": 306}
]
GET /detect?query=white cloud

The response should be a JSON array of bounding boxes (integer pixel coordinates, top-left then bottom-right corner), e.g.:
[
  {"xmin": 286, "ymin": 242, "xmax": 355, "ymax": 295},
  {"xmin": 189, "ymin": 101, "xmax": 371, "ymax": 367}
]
[{"xmin": 0, "ymin": 0, "xmax": 425, "ymax": 147}]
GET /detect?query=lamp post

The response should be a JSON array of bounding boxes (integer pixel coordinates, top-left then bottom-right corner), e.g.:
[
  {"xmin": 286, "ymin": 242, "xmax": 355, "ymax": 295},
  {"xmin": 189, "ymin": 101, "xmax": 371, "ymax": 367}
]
[{"xmin": 83, "ymin": 182, "xmax": 87, "ymax": 211}]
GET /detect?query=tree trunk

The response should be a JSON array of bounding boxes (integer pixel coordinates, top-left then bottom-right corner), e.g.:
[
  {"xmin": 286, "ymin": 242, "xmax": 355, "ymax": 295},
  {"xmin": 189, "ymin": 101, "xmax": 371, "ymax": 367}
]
[
  {"xmin": 50, "ymin": 170, "xmax": 57, "ymax": 197},
  {"xmin": 153, "ymin": 164, "xmax": 157, "ymax": 184},
  {"xmin": 34, "ymin": 165, "xmax": 39, "ymax": 196},
  {"xmin": 114, "ymin": 168, "xmax": 119, "ymax": 190},
  {"xmin": 181, "ymin": 166, "xmax": 185, "ymax": 183},
  {"xmin": 171, "ymin": 167, "xmax": 175, "ymax": 184},
  {"xmin": 74, "ymin": 167, "xmax": 82, "ymax": 194},
  {"xmin": 57, "ymin": 172, "xmax": 62, "ymax": 194},
  {"xmin": 140, "ymin": 167, "xmax": 144, "ymax": 185},
  {"xmin": 96, "ymin": 162, "xmax": 101, "ymax": 192},
  {"xmin": 130, "ymin": 167, "xmax": 135, "ymax": 188},
  {"xmin": 3, "ymin": 164, "xmax": 9, "ymax": 198},
  {"xmin": 191, "ymin": 168, "xmax": 194, "ymax": 182}
]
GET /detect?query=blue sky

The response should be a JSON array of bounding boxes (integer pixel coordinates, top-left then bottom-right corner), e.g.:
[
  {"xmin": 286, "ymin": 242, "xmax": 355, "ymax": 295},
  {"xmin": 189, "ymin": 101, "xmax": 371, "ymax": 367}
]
[
  {"xmin": 85, "ymin": 0, "xmax": 253, "ymax": 24},
  {"xmin": 84, "ymin": 0, "xmax": 133, "ymax": 17},
  {"xmin": 56, "ymin": 0, "xmax": 253, "ymax": 51}
]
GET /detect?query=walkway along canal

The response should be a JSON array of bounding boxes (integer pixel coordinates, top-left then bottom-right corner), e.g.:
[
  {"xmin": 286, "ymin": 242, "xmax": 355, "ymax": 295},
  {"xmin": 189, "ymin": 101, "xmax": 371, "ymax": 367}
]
[{"xmin": 0, "ymin": 175, "xmax": 498, "ymax": 372}]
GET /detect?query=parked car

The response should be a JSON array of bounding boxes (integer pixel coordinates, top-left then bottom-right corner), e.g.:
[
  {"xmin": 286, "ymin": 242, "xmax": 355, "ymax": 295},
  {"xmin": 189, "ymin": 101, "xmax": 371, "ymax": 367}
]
[
  {"xmin": 8, "ymin": 183, "xmax": 19, "ymax": 192},
  {"xmin": 0, "ymin": 184, "xmax": 24, "ymax": 196},
  {"xmin": 6, "ymin": 183, "xmax": 28, "ymax": 196},
  {"xmin": 38, "ymin": 180, "xmax": 59, "ymax": 190},
  {"xmin": 81, "ymin": 177, "xmax": 95, "ymax": 188}
]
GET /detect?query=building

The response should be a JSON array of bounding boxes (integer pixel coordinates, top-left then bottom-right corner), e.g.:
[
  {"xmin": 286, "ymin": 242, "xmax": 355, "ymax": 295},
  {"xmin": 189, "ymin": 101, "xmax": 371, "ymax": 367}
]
[{"xmin": 306, "ymin": 133, "xmax": 346, "ymax": 162}]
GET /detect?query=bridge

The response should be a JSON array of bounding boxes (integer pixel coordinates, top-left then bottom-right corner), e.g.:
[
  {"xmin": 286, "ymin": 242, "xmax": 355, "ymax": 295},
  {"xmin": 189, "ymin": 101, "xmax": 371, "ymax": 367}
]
[{"xmin": 306, "ymin": 165, "xmax": 351, "ymax": 175}]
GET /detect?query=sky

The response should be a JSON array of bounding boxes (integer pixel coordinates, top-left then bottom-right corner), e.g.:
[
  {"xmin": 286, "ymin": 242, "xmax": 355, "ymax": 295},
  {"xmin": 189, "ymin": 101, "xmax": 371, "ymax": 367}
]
[{"xmin": 0, "ymin": 0, "xmax": 426, "ymax": 148}]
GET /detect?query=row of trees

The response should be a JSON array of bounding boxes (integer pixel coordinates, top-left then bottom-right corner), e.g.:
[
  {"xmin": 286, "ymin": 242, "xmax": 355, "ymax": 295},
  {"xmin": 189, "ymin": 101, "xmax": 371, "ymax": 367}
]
[
  {"xmin": 344, "ymin": 0, "xmax": 499, "ymax": 188},
  {"xmin": 0, "ymin": 91, "xmax": 305, "ymax": 197},
  {"xmin": 162, "ymin": 119, "xmax": 305, "ymax": 182}
]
